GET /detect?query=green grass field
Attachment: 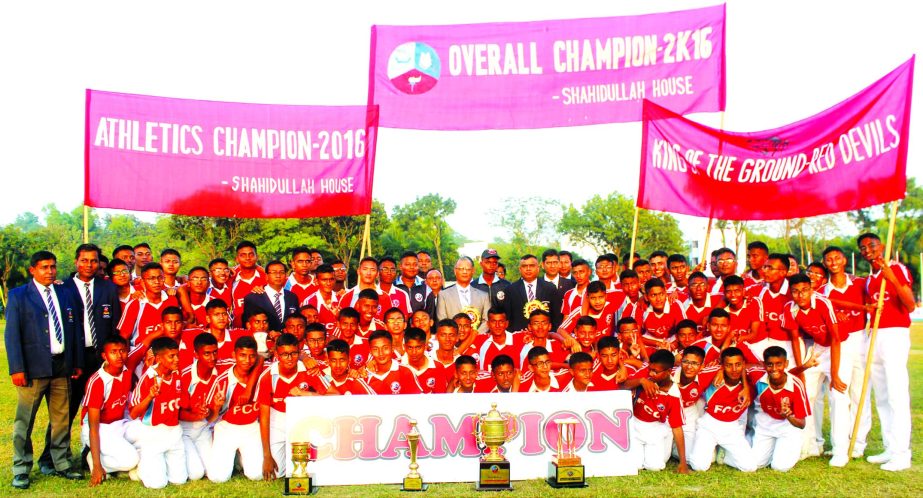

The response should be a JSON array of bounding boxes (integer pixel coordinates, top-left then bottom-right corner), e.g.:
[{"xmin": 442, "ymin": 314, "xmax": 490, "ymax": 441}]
[{"xmin": 0, "ymin": 321, "xmax": 920, "ymax": 497}]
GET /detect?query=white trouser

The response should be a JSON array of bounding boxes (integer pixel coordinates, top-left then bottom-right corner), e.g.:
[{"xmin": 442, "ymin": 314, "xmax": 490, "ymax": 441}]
[
  {"xmin": 844, "ymin": 331, "xmax": 868, "ymax": 453},
  {"xmin": 802, "ymin": 336, "xmax": 857, "ymax": 458},
  {"xmin": 130, "ymin": 423, "xmax": 186, "ymax": 489},
  {"xmin": 80, "ymin": 418, "xmax": 140, "ymax": 473},
  {"xmin": 207, "ymin": 420, "xmax": 263, "ymax": 482},
  {"xmin": 857, "ymin": 327, "xmax": 911, "ymax": 462},
  {"xmin": 630, "ymin": 418, "xmax": 673, "ymax": 471},
  {"xmin": 269, "ymin": 408, "xmax": 287, "ymax": 478},
  {"xmin": 180, "ymin": 419, "xmax": 213, "ymax": 480},
  {"xmin": 752, "ymin": 413, "xmax": 804, "ymax": 472},
  {"xmin": 672, "ymin": 402, "xmax": 703, "ymax": 462},
  {"xmin": 689, "ymin": 413, "xmax": 756, "ymax": 472},
  {"xmin": 745, "ymin": 338, "xmax": 770, "ymax": 363}
]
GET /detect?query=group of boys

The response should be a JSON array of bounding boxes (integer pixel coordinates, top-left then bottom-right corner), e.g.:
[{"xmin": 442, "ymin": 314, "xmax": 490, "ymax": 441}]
[{"xmin": 4, "ymin": 232, "xmax": 913, "ymax": 490}]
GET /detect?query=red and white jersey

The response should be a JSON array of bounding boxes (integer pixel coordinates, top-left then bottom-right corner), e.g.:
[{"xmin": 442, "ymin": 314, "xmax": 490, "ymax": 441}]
[
  {"xmin": 302, "ymin": 290, "xmax": 341, "ymax": 334},
  {"xmin": 180, "ymin": 361, "xmax": 217, "ymax": 417},
  {"xmin": 231, "ymin": 268, "xmax": 267, "ymax": 327},
  {"xmin": 673, "ymin": 365, "xmax": 720, "ymax": 408},
  {"xmin": 780, "ymin": 295, "xmax": 844, "ymax": 347},
  {"xmin": 560, "ymin": 379, "xmax": 594, "ymax": 392},
  {"xmin": 365, "ymin": 360, "xmax": 423, "ymax": 395},
  {"xmin": 559, "ymin": 301, "xmax": 617, "ymax": 338},
  {"xmin": 640, "ymin": 299, "xmax": 687, "ymax": 340},
  {"xmin": 179, "ymin": 328, "xmax": 250, "ymax": 373},
  {"xmin": 473, "ymin": 371, "xmax": 511, "ymax": 393},
  {"xmin": 589, "ymin": 367, "xmax": 622, "ymax": 391},
  {"xmin": 207, "ymin": 285, "xmax": 234, "ymax": 317},
  {"xmin": 337, "ymin": 335, "xmax": 370, "ymax": 370},
  {"xmin": 473, "ymin": 332, "xmax": 525, "ymax": 371},
  {"xmin": 725, "ymin": 297, "xmax": 766, "ymax": 344},
  {"xmin": 865, "ymin": 262, "xmax": 913, "ymax": 329},
  {"xmin": 519, "ymin": 370, "xmax": 571, "ymax": 392},
  {"xmin": 324, "ymin": 369, "xmax": 376, "ymax": 395},
  {"xmin": 561, "ymin": 287, "xmax": 585, "ymax": 317},
  {"xmin": 743, "ymin": 273, "xmax": 764, "ymax": 288},
  {"xmin": 681, "ymin": 294, "xmax": 720, "ymax": 336},
  {"xmin": 668, "ymin": 284, "xmax": 690, "ymax": 304},
  {"xmin": 823, "ymin": 276, "xmax": 868, "ymax": 334},
  {"xmin": 354, "ymin": 319, "xmax": 387, "ymax": 340},
  {"xmin": 131, "ymin": 366, "xmax": 188, "ymax": 427},
  {"xmin": 255, "ymin": 362, "xmax": 331, "ymax": 412},
  {"xmin": 286, "ymin": 274, "xmax": 318, "ymax": 306},
  {"xmin": 748, "ymin": 367, "xmax": 811, "ymax": 424},
  {"xmin": 207, "ymin": 367, "xmax": 259, "ymax": 425},
  {"xmin": 687, "ymin": 338, "xmax": 724, "ymax": 367},
  {"xmin": 752, "ymin": 281, "xmax": 792, "ymax": 342},
  {"xmin": 701, "ymin": 378, "xmax": 749, "ymax": 423},
  {"xmin": 117, "ymin": 293, "xmax": 181, "ymax": 346},
  {"xmin": 632, "ymin": 382, "xmax": 685, "ymax": 428},
  {"xmin": 618, "ymin": 297, "xmax": 646, "ymax": 323},
  {"xmin": 605, "ymin": 288, "xmax": 628, "ymax": 311},
  {"xmin": 401, "ymin": 356, "xmax": 448, "ymax": 394},
  {"xmin": 189, "ymin": 292, "xmax": 209, "ymax": 326},
  {"xmin": 379, "ymin": 285, "xmax": 412, "ymax": 317},
  {"xmin": 341, "ymin": 286, "xmax": 394, "ymax": 321},
  {"xmin": 81, "ymin": 365, "xmax": 132, "ymax": 425},
  {"xmin": 516, "ymin": 338, "xmax": 568, "ymax": 368}
]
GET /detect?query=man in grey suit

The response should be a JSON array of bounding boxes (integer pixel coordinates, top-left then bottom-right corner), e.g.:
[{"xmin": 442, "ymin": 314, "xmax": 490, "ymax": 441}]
[{"xmin": 436, "ymin": 256, "xmax": 490, "ymax": 334}]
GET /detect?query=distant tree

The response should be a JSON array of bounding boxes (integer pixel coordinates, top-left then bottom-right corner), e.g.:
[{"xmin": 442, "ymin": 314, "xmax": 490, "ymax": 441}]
[{"xmin": 381, "ymin": 195, "xmax": 458, "ymax": 274}]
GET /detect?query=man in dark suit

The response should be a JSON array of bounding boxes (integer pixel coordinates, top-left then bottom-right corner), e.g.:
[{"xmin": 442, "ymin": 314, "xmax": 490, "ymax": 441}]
[
  {"xmin": 541, "ymin": 249, "xmax": 576, "ymax": 300},
  {"xmin": 503, "ymin": 254, "xmax": 563, "ymax": 331},
  {"xmin": 5, "ymin": 251, "xmax": 84, "ymax": 489},
  {"xmin": 242, "ymin": 260, "xmax": 299, "ymax": 332},
  {"xmin": 39, "ymin": 243, "xmax": 122, "ymax": 472}
]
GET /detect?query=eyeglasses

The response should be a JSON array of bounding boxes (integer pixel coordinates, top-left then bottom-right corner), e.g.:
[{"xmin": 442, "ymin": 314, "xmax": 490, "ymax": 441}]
[
  {"xmin": 111, "ymin": 270, "xmax": 130, "ymax": 276},
  {"xmin": 530, "ymin": 360, "xmax": 552, "ymax": 368},
  {"xmin": 277, "ymin": 351, "xmax": 299, "ymax": 359},
  {"xmin": 717, "ymin": 258, "xmax": 736, "ymax": 264},
  {"xmin": 267, "ymin": 271, "xmax": 287, "ymax": 276},
  {"xmin": 144, "ymin": 276, "xmax": 165, "ymax": 282},
  {"xmin": 681, "ymin": 360, "xmax": 701, "ymax": 367}
]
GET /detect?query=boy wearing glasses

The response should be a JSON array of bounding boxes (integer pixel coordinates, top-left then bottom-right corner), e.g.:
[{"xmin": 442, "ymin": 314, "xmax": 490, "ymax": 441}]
[{"xmin": 118, "ymin": 263, "xmax": 180, "ymax": 346}]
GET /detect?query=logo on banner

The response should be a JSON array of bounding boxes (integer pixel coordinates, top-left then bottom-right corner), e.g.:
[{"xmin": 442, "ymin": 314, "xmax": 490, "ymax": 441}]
[{"xmin": 388, "ymin": 42, "xmax": 441, "ymax": 95}]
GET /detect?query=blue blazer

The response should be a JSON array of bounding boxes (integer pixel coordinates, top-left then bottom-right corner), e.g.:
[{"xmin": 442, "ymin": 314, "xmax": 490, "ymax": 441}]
[
  {"xmin": 242, "ymin": 290, "xmax": 299, "ymax": 332},
  {"xmin": 62, "ymin": 277, "xmax": 123, "ymax": 352},
  {"xmin": 4, "ymin": 281, "xmax": 84, "ymax": 379}
]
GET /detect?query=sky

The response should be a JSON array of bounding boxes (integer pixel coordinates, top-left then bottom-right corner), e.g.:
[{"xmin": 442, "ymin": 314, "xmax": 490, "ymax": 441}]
[{"xmin": 1, "ymin": 0, "xmax": 920, "ymax": 248}]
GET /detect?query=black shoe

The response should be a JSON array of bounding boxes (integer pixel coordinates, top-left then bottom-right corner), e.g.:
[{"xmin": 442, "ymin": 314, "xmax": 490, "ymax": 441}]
[
  {"xmin": 11, "ymin": 474, "xmax": 30, "ymax": 489},
  {"xmin": 55, "ymin": 469, "xmax": 83, "ymax": 480},
  {"xmin": 39, "ymin": 464, "xmax": 56, "ymax": 476}
]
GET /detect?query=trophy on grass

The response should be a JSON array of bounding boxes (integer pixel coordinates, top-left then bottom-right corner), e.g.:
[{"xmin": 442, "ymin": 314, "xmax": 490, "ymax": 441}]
[
  {"xmin": 547, "ymin": 418, "xmax": 587, "ymax": 488},
  {"xmin": 473, "ymin": 402, "xmax": 518, "ymax": 491},
  {"xmin": 401, "ymin": 419, "xmax": 428, "ymax": 491},
  {"xmin": 285, "ymin": 441, "xmax": 318, "ymax": 495}
]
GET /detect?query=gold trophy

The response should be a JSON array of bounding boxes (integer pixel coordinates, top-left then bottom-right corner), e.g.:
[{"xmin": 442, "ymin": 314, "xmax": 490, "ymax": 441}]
[
  {"xmin": 401, "ymin": 420, "xmax": 428, "ymax": 491},
  {"xmin": 523, "ymin": 299, "xmax": 550, "ymax": 319},
  {"xmin": 547, "ymin": 418, "xmax": 587, "ymax": 488},
  {"xmin": 461, "ymin": 305, "xmax": 482, "ymax": 330},
  {"xmin": 285, "ymin": 441, "xmax": 318, "ymax": 495},
  {"xmin": 473, "ymin": 402, "xmax": 518, "ymax": 491}
]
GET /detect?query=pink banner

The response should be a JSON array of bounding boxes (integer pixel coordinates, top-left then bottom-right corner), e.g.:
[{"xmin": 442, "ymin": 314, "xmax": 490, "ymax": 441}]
[
  {"xmin": 638, "ymin": 57, "xmax": 914, "ymax": 221},
  {"xmin": 85, "ymin": 90, "xmax": 378, "ymax": 218},
  {"xmin": 370, "ymin": 5, "xmax": 725, "ymax": 130}
]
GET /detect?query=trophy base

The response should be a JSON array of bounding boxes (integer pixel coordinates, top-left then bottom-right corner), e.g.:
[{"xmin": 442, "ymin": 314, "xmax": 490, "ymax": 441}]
[
  {"xmin": 476, "ymin": 460, "xmax": 512, "ymax": 491},
  {"xmin": 284, "ymin": 474, "xmax": 318, "ymax": 495},
  {"xmin": 547, "ymin": 462, "xmax": 587, "ymax": 488},
  {"xmin": 401, "ymin": 476, "xmax": 428, "ymax": 492}
]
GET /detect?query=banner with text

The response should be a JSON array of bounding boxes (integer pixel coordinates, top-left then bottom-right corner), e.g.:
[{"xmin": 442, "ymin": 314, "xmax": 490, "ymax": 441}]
[
  {"xmin": 370, "ymin": 4, "xmax": 725, "ymax": 130},
  {"xmin": 286, "ymin": 391, "xmax": 636, "ymax": 486},
  {"xmin": 85, "ymin": 90, "xmax": 378, "ymax": 218},
  {"xmin": 638, "ymin": 57, "xmax": 914, "ymax": 220}
]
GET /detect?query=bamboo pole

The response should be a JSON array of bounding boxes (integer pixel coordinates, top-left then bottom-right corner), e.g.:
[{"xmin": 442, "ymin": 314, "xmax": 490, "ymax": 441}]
[
  {"xmin": 83, "ymin": 205, "xmax": 89, "ymax": 243},
  {"xmin": 700, "ymin": 217, "xmax": 714, "ymax": 270},
  {"xmin": 628, "ymin": 206, "xmax": 640, "ymax": 265}
]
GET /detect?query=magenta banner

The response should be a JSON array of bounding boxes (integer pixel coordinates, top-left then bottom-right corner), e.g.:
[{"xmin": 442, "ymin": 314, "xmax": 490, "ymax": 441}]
[
  {"xmin": 638, "ymin": 57, "xmax": 914, "ymax": 221},
  {"xmin": 85, "ymin": 90, "xmax": 378, "ymax": 218},
  {"xmin": 369, "ymin": 5, "xmax": 726, "ymax": 130}
]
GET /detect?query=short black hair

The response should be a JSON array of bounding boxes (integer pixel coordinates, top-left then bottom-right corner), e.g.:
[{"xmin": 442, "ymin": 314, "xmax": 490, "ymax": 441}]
[
  {"xmin": 568, "ymin": 352, "xmax": 593, "ymax": 368},
  {"xmin": 234, "ymin": 336, "xmax": 258, "ymax": 351},
  {"xmin": 75, "ymin": 243, "xmax": 101, "ymax": 260},
  {"xmin": 30, "ymin": 250, "xmax": 56, "ymax": 267},
  {"xmin": 151, "ymin": 337, "xmax": 179, "ymax": 356},
  {"xmin": 491, "ymin": 354, "xmax": 514, "ymax": 370},
  {"xmin": 650, "ymin": 349, "xmax": 675, "ymax": 369},
  {"xmin": 193, "ymin": 332, "xmax": 218, "ymax": 351},
  {"xmin": 275, "ymin": 332, "xmax": 300, "ymax": 349}
]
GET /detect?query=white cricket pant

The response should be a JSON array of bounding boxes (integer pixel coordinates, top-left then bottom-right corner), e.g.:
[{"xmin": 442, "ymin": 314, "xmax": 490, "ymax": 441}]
[
  {"xmin": 857, "ymin": 327, "xmax": 911, "ymax": 462},
  {"xmin": 180, "ymin": 420, "xmax": 213, "ymax": 480},
  {"xmin": 130, "ymin": 423, "xmax": 187, "ymax": 489},
  {"xmin": 745, "ymin": 338, "xmax": 770, "ymax": 363},
  {"xmin": 844, "ymin": 332, "xmax": 868, "ymax": 453},
  {"xmin": 689, "ymin": 414, "xmax": 756, "ymax": 472},
  {"xmin": 80, "ymin": 419, "xmax": 140, "ymax": 473},
  {"xmin": 630, "ymin": 418, "xmax": 673, "ymax": 471},
  {"xmin": 672, "ymin": 402, "xmax": 703, "ymax": 462},
  {"xmin": 207, "ymin": 420, "xmax": 263, "ymax": 482},
  {"xmin": 269, "ymin": 408, "xmax": 287, "ymax": 478},
  {"xmin": 752, "ymin": 414, "xmax": 803, "ymax": 472},
  {"xmin": 801, "ymin": 337, "xmax": 857, "ymax": 458}
]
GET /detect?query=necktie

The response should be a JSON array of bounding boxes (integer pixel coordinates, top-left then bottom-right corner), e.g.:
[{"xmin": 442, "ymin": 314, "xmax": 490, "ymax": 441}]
[
  {"xmin": 45, "ymin": 287, "xmax": 64, "ymax": 346},
  {"xmin": 84, "ymin": 282, "xmax": 97, "ymax": 347},
  {"xmin": 527, "ymin": 283, "xmax": 534, "ymax": 301},
  {"xmin": 460, "ymin": 287, "xmax": 470, "ymax": 307},
  {"xmin": 273, "ymin": 293, "xmax": 284, "ymax": 323}
]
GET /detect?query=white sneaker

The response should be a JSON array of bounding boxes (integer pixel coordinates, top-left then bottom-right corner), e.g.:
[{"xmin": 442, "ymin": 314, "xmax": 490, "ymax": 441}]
[
  {"xmin": 881, "ymin": 459, "xmax": 911, "ymax": 472},
  {"xmin": 128, "ymin": 467, "xmax": 140, "ymax": 481},
  {"xmin": 851, "ymin": 448, "xmax": 864, "ymax": 459},
  {"xmin": 866, "ymin": 452, "xmax": 891, "ymax": 464},
  {"xmin": 829, "ymin": 455, "xmax": 848, "ymax": 467}
]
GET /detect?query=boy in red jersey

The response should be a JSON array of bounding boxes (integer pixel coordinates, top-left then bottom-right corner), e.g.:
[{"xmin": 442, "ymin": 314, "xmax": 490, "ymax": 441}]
[
  {"xmin": 681, "ymin": 272, "xmax": 717, "ymax": 336},
  {"xmin": 206, "ymin": 336, "xmax": 264, "ymax": 482},
  {"xmin": 332, "ymin": 309, "xmax": 368, "ymax": 370},
  {"xmin": 82, "ymin": 336, "xmax": 138, "ymax": 486},
  {"xmin": 324, "ymin": 339, "xmax": 375, "ymax": 395},
  {"xmin": 750, "ymin": 346, "xmax": 810, "ymax": 472},
  {"xmin": 518, "ymin": 347, "xmax": 570, "ymax": 392},
  {"xmin": 302, "ymin": 264, "xmax": 341, "ymax": 334},
  {"xmin": 177, "ymin": 266, "xmax": 211, "ymax": 326},
  {"xmin": 450, "ymin": 355, "xmax": 479, "ymax": 393},
  {"xmin": 561, "ymin": 352, "xmax": 595, "ymax": 392},
  {"xmin": 722, "ymin": 275, "xmax": 766, "ymax": 361},
  {"xmin": 671, "ymin": 345, "xmax": 718, "ymax": 463},
  {"xmin": 285, "ymin": 247, "xmax": 318, "ymax": 305},
  {"xmin": 518, "ymin": 309, "xmax": 568, "ymax": 369},
  {"xmin": 179, "ymin": 332, "xmax": 219, "ymax": 481},
  {"xmin": 401, "ymin": 328, "xmax": 447, "ymax": 394},
  {"xmin": 752, "ymin": 254, "xmax": 794, "ymax": 360},
  {"xmin": 365, "ymin": 330, "xmax": 423, "ymax": 395},
  {"xmin": 432, "ymin": 319, "xmax": 461, "ymax": 369},
  {"xmin": 640, "ymin": 278, "xmax": 687, "ymax": 351},
  {"xmin": 126, "ymin": 306, "xmax": 185, "ymax": 381},
  {"xmin": 474, "ymin": 354, "xmax": 519, "ymax": 393},
  {"xmin": 231, "ymin": 241, "xmax": 267, "ymax": 328},
  {"xmin": 557, "ymin": 281, "xmax": 616, "ymax": 348},
  {"xmin": 472, "ymin": 308, "xmax": 524, "ymax": 371},
  {"xmin": 561, "ymin": 259, "xmax": 592, "ymax": 316},
  {"xmin": 128, "ymin": 337, "xmax": 189, "ymax": 489},
  {"xmin": 591, "ymin": 336, "xmax": 627, "ymax": 391},
  {"xmin": 118, "ymin": 263, "xmax": 180, "ymax": 346}
]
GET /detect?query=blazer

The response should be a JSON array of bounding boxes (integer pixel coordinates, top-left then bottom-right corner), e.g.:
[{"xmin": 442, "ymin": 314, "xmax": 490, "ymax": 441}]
[
  {"xmin": 62, "ymin": 276, "xmax": 123, "ymax": 355},
  {"xmin": 242, "ymin": 289, "xmax": 299, "ymax": 332},
  {"xmin": 435, "ymin": 283, "xmax": 491, "ymax": 334},
  {"xmin": 502, "ymin": 279, "xmax": 563, "ymax": 332},
  {"xmin": 5, "ymin": 281, "xmax": 83, "ymax": 379}
]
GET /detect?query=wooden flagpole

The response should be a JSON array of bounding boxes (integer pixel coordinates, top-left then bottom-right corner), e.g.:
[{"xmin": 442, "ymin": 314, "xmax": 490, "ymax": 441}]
[
  {"xmin": 628, "ymin": 206, "xmax": 640, "ymax": 265},
  {"xmin": 847, "ymin": 201, "xmax": 900, "ymax": 459},
  {"xmin": 357, "ymin": 214, "xmax": 372, "ymax": 288},
  {"xmin": 83, "ymin": 205, "xmax": 89, "ymax": 243}
]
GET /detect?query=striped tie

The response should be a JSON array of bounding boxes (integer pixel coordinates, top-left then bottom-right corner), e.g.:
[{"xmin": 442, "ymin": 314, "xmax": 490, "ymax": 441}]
[
  {"xmin": 273, "ymin": 292, "xmax": 284, "ymax": 323},
  {"xmin": 527, "ymin": 283, "xmax": 534, "ymax": 301},
  {"xmin": 45, "ymin": 287, "xmax": 64, "ymax": 346},
  {"xmin": 85, "ymin": 282, "xmax": 97, "ymax": 347}
]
